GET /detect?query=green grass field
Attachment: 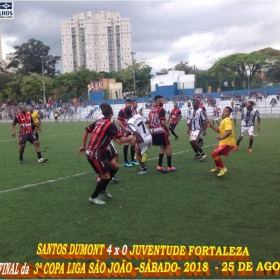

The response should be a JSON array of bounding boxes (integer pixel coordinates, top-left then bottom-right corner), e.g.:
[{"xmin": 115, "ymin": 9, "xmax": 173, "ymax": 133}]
[{"xmin": 0, "ymin": 119, "xmax": 279, "ymax": 278}]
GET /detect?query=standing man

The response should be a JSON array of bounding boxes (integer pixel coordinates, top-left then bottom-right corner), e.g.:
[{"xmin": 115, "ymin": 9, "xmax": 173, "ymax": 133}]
[
  {"xmin": 12, "ymin": 105, "xmax": 47, "ymax": 164},
  {"xmin": 186, "ymin": 102, "xmax": 193, "ymax": 126},
  {"xmin": 54, "ymin": 111, "xmax": 59, "ymax": 122},
  {"xmin": 230, "ymin": 101, "xmax": 239, "ymax": 126},
  {"xmin": 167, "ymin": 102, "xmax": 182, "ymax": 140},
  {"xmin": 126, "ymin": 108, "xmax": 152, "ymax": 175},
  {"xmin": 196, "ymin": 96, "xmax": 207, "ymax": 147},
  {"xmin": 117, "ymin": 99, "xmax": 139, "ymax": 167},
  {"xmin": 207, "ymin": 107, "xmax": 235, "ymax": 177},
  {"xmin": 149, "ymin": 95, "xmax": 176, "ymax": 172},
  {"xmin": 212, "ymin": 105, "xmax": 221, "ymax": 126},
  {"xmin": 234, "ymin": 101, "xmax": 260, "ymax": 153},
  {"xmin": 132, "ymin": 99, "xmax": 143, "ymax": 116},
  {"xmin": 29, "ymin": 106, "xmax": 41, "ymax": 141},
  {"xmin": 78, "ymin": 103, "xmax": 134, "ymax": 205},
  {"xmin": 187, "ymin": 99, "xmax": 207, "ymax": 161}
]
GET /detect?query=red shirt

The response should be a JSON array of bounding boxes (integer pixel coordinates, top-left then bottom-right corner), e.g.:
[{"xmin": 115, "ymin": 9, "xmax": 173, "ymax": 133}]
[
  {"xmin": 12, "ymin": 113, "xmax": 34, "ymax": 135},
  {"xmin": 170, "ymin": 108, "xmax": 182, "ymax": 124},
  {"xmin": 149, "ymin": 105, "xmax": 166, "ymax": 134}
]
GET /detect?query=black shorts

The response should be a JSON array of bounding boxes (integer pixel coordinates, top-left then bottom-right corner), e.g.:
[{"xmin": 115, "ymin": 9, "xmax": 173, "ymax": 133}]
[
  {"xmin": 169, "ymin": 123, "xmax": 177, "ymax": 131},
  {"xmin": 19, "ymin": 134, "xmax": 37, "ymax": 145},
  {"xmin": 87, "ymin": 150, "xmax": 113, "ymax": 175},
  {"xmin": 152, "ymin": 133, "xmax": 170, "ymax": 147}
]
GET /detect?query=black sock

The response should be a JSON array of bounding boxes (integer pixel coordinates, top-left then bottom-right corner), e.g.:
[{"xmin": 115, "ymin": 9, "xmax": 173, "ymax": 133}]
[
  {"xmin": 249, "ymin": 139, "xmax": 253, "ymax": 148},
  {"xmin": 131, "ymin": 146, "xmax": 135, "ymax": 161},
  {"xmin": 167, "ymin": 156, "xmax": 172, "ymax": 168},
  {"xmin": 19, "ymin": 156, "xmax": 23, "ymax": 160},
  {"xmin": 37, "ymin": 152, "xmax": 42, "ymax": 159},
  {"xmin": 36, "ymin": 133, "xmax": 39, "ymax": 141},
  {"xmin": 158, "ymin": 154, "xmax": 164, "ymax": 166},
  {"xmin": 91, "ymin": 178, "xmax": 110, "ymax": 198},
  {"xmin": 109, "ymin": 169, "xmax": 118, "ymax": 180},
  {"xmin": 123, "ymin": 145, "xmax": 128, "ymax": 162},
  {"xmin": 142, "ymin": 165, "xmax": 147, "ymax": 171}
]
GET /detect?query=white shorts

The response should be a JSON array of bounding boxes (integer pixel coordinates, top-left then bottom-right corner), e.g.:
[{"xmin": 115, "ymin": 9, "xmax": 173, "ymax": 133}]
[
  {"xmin": 140, "ymin": 134, "xmax": 152, "ymax": 155},
  {"xmin": 190, "ymin": 130, "xmax": 202, "ymax": 142},
  {"xmin": 230, "ymin": 114, "xmax": 236, "ymax": 120},
  {"xmin": 107, "ymin": 141, "xmax": 118, "ymax": 157},
  {"xmin": 240, "ymin": 126, "xmax": 254, "ymax": 137},
  {"xmin": 212, "ymin": 116, "xmax": 219, "ymax": 121}
]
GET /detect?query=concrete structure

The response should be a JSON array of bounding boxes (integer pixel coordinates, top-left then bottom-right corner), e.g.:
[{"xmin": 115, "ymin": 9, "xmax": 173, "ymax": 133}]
[
  {"xmin": 151, "ymin": 70, "xmax": 195, "ymax": 99},
  {"xmin": 61, "ymin": 10, "xmax": 132, "ymax": 73}
]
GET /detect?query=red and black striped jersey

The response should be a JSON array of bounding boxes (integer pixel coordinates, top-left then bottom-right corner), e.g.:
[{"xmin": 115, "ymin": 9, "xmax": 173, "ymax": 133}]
[
  {"xmin": 148, "ymin": 105, "xmax": 166, "ymax": 134},
  {"xmin": 117, "ymin": 108, "xmax": 129, "ymax": 132},
  {"xmin": 12, "ymin": 113, "xmax": 34, "ymax": 135},
  {"xmin": 86, "ymin": 118, "xmax": 122, "ymax": 159},
  {"xmin": 170, "ymin": 108, "xmax": 182, "ymax": 124}
]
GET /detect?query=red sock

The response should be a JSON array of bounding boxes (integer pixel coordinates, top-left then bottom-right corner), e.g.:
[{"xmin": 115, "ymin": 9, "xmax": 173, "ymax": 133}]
[{"xmin": 214, "ymin": 156, "xmax": 224, "ymax": 168}]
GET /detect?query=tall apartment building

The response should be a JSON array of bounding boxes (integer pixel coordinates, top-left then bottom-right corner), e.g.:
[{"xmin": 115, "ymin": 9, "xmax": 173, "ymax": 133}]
[{"xmin": 61, "ymin": 10, "xmax": 132, "ymax": 73}]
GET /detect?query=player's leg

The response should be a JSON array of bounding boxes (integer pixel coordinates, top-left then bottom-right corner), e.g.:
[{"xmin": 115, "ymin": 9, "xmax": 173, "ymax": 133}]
[
  {"xmin": 248, "ymin": 127, "xmax": 254, "ymax": 153},
  {"xmin": 19, "ymin": 140, "xmax": 26, "ymax": 164},
  {"xmin": 130, "ymin": 138, "xmax": 139, "ymax": 166},
  {"xmin": 137, "ymin": 139, "xmax": 150, "ymax": 174},
  {"xmin": 157, "ymin": 144, "xmax": 166, "ymax": 171},
  {"xmin": 170, "ymin": 123, "xmax": 179, "ymax": 139},
  {"xmin": 31, "ymin": 136, "xmax": 47, "ymax": 163},
  {"xmin": 190, "ymin": 131, "xmax": 206, "ymax": 160},
  {"xmin": 123, "ymin": 142, "xmax": 132, "ymax": 167},
  {"xmin": 235, "ymin": 127, "xmax": 246, "ymax": 150}
]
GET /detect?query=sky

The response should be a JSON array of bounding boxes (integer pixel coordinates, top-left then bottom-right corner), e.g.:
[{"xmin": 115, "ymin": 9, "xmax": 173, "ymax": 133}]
[{"xmin": 1, "ymin": 0, "xmax": 280, "ymax": 74}]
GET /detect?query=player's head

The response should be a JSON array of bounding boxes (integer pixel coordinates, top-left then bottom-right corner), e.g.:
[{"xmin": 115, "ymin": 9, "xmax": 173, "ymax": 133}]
[
  {"xmin": 101, "ymin": 103, "xmax": 113, "ymax": 117},
  {"xmin": 231, "ymin": 101, "xmax": 234, "ymax": 106},
  {"xmin": 174, "ymin": 102, "xmax": 178, "ymax": 108},
  {"xmin": 222, "ymin": 106, "xmax": 232, "ymax": 119},
  {"xmin": 247, "ymin": 101, "xmax": 254, "ymax": 109},
  {"xmin": 192, "ymin": 99, "xmax": 199, "ymax": 109},
  {"xmin": 154, "ymin": 95, "xmax": 164, "ymax": 106},
  {"xmin": 19, "ymin": 105, "xmax": 27, "ymax": 114},
  {"xmin": 187, "ymin": 102, "xmax": 191, "ymax": 108},
  {"xmin": 125, "ymin": 99, "xmax": 132, "ymax": 108},
  {"xmin": 29, "ymin": 107, "xmax": 34, "ymax": 113},
  {"xmin": 125, "ymin": 107, "xmax": 133, "ymax": 118},
  {"xmin": 196, "ymin": 97, "xmax": 201, "ymax": 103},
  {"xmin": 132, "ymin": 99, "xmax": 138, "ymax": 109}
]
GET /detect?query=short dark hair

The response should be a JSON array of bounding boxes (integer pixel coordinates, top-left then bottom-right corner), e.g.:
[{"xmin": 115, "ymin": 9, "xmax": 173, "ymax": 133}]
[
  {"xmin": 125, "ymin": 107, "xmax": 132, "ymax": 118},
  {"xmin": 249, "ymin": 101, "xmax": 254, "ymax": 106},
  {"xmin": 225, "ymin": 106, "xmax": 232, "ymax": 113},
  {"xmin": 132, "ymin": 99, "xmax": 137, "ymax": 102},
  {"xmin": 101, "ymin": 103, "xmax": 113, "ymax": 117},
  {"xmin": 154, "ymin": 95, "xmax": 163, "ymax": 101},
  {"xmin": 125, "ymin": 99, "xmax": 132, "ymax": 103}
]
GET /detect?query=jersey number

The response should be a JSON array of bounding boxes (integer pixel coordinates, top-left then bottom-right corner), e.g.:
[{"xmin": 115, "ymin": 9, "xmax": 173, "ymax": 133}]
[{"xmin": 137, "ymin": 121, "xmax": 146, "ymax": 133}]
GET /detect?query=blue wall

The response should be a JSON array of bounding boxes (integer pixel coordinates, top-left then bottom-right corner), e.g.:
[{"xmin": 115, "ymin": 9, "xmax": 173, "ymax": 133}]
[{"xmin": 89, "ymin": 91, "xmax": 104, "ymax": 103}]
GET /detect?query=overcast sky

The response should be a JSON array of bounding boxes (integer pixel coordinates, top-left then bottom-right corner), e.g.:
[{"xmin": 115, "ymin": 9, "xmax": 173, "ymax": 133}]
[{"xmin": 1, "ymin": 0, "xmax": 280, "ymax": 73}]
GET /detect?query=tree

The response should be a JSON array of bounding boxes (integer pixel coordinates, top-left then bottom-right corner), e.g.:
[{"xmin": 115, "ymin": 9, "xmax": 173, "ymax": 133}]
[
  {"xmin": 174, "ymin": 61, "xmax": 192, "ymax": 74},
  {"xmin": 7, "ymin": 38, "xmax": 61, "ymax": 78},
  {"xmin": 208, "ymin": 48, "xmax": 280, "ymax": 86}
]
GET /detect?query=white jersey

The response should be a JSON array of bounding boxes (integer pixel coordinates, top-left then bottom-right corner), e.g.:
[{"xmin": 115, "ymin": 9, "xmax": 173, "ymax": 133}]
[
  {"xmin": 190, "ymin": 108, "xmax": 207, "ymax": 131},
  {"xmin": 241, "ymin": 108, "xmax": 260, "ymax": 127},
  {"xmin": 230, "ymin": 106, "xmax": 238, "ymax": 117},
  {"xmin": 127, "ymin": 114, "xmax": 150, "ymax": 143}
]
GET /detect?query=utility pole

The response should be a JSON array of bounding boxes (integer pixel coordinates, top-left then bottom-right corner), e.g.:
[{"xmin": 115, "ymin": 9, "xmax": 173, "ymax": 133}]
[
  {"xmin": 130, "ymin": 51, "xmax": 136, "ymax": 95},
  {"xmin": 42, "ymin": 57, "xmax": 46, "ymax": 104}
]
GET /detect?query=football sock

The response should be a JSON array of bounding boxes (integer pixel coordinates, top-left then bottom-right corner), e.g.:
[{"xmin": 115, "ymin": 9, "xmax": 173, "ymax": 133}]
[
  {"xmin": 37, "ymin": 152, "xmax": 42, "ymax": 159},
  {"xmin": 91, "ymin": 178, "xmax": 111, "ymax": 198},
  {"xmin": 167, "ymin": 156, "xmax": 172, "ymax": 168},
  {"xmin": 19, "ymin": 156, "xmax": 23, "ymax": 160},
  {"xmin": 131, "ymin": 146, "xmax": 135, "ymax": 161},
  {"xmin": 36, "ymin": 134, "xmax": 39, "ymax": 141},
  {"xmin": 158, "ymin": 154, "xmax": 164, "ymax": 167},
  {"xmin": 249, "ymin": 139, "xmax": 253, "ymax": 148},
  {"xmin": 171, "ymin": 131, "xmax": 178, "ymax": 137},
  {"xmin": 142, "ymin": 166, "xmax": 147, "ymax": 172},
  {"xmin": 109, "ymin": 169, "xmax": 118, "ymax": 180},
  {"xmin": 123, "ymin": 145, "xmax": 128, "ymax": 162}
]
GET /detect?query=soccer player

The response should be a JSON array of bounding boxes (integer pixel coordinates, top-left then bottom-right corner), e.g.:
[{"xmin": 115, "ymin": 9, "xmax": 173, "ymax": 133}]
[
  {"xmin": 212, "ymin": 105, "xmax": 221, "ymax": 126},
  {"xmin": 117, "ymin": 99, "xmax": 139, "ymax": 167},
  {"xmin": 230, "ymin": 101, "xmax": 239, "ymax": 126},
  {"xmin": 78, "ymin": 103, "xmax": 134, "ymax": 205},
  {"xmin": 11, "ymin": 105, "xmax": 47, "ymax": 164},
  {"xmin": 126, "ymin": 108, "xmax": 152, "ymax": 175},
  {"xmin": 167, "ymin": 102, "xmax": 182, "ymax": 140},
  {"xmin": 54, "ymin": 111, "xmax": 59, "ymax": 122},
  {"xmin": 187, "ymin": 99, "xmax": 207, "ymax": 161},
  {"xmin": 186, "ymin": 102, "xmax": 192, "ymax": 126},
  {"xmin": 234, "ymin": 101, "xmax": 260, "ymax": 153},
  {"xmin": 29, "ymin": 106, "xmax": 41, "ymax": 141},
  {"xmin": 196, "ymin": 97, "xmax": 207, "ymax": 147},
  {"xmin": 149, "ymin": 95, "xmax": 176, "ymax": 172},
  {"xmin": 207, "ymin": 106, "xmax": 235, "ymax": 177}
]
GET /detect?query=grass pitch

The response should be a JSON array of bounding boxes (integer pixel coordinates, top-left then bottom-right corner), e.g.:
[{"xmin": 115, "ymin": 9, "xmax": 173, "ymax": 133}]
[{"xmin": 0, "ymin": 119, "xmax": 279, "ymax": 278}]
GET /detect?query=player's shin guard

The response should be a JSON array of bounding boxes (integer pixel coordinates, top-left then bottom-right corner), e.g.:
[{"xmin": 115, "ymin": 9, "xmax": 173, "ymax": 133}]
[
  {"xmin": 109, "ymin": 168, "xmax": 118, "ymax": 180},
  {"xmin": 249, "ymin": 138, "xmax": 253, "ymax": 148},
  {"xmin": 158, "ymin": 154, "xmax": 164, "ymax": 167},
  {"xmin": 211, "ymin": 150, "xmax": 224, "ymax": 168},
  {"xmin": 91, "ymin": 178, "xmax": 111, "ymax": 198}
]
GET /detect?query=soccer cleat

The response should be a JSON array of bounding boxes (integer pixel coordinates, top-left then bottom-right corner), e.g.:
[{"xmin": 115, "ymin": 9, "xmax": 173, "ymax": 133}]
[
  {"xmin": 131, "ymin": 160, "xmax": 139, "ymax": 166},
  {"xmin": 234, "ymin": 145, "xmax": 238, "ymax": 151},
  {"xmin": 38, "ymin": 158, "xmax": 48, "ymax": 163},
  {"xmin": 111, "ymin": 177, "xmax": 119, "ymax": 183},
  {"xmin": 191, "ymin": 154, "xmax": 201, "ymax": 159},
  {"xmin": 175, "ymin": 136, "xmax": 179, "ymax": 140},
  {"xmin": 19, "ymin": 159, "xmax": 24, "ymax": 164},
  {"xmin": 167, "ymin": 166, "xmax": 177, "ymax": 172},
  {"xmin": 248, "ymin": 148, "xmax": 253, "ymax": 153},
  {"xmin": 97, "ymin": 177, "xmax": 102, "ymax": 183},
  {"xmin": 217, "ymin": 168, "xmax": 228, "ymax": 177},
  {"xmin": 157, "ymin": 166, "xmax": 167, "ymax": 173},
  {"xmin": 141, "ymin": 152, "xmax": 148, "ymax": 163},
  {"xmin": 100, "ymin": 190, "xmax": 112, "ymax": 199},
  {"xmin": 200, "ymin": 154, "xmax": 207, "ymax": 161},
  {"xmin": 211, "ymin": 167, "xmax": 220, "ymax": 173},
  {"xmin": 89, "ymin": 197, "xmax": 106, "ymax": 205},
  {"xmin": 124, "ymin": 161, "xmax": 133, "ymax": 167},
  {"xmin": 138, "ymin": 170, "xmax": 148, "ymax": 175}
]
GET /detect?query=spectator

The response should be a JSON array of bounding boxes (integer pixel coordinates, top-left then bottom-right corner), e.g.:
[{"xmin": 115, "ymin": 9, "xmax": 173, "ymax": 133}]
[{"xmin": 270, "ymin": 97, "xmax": 277, "ymax": 107}]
